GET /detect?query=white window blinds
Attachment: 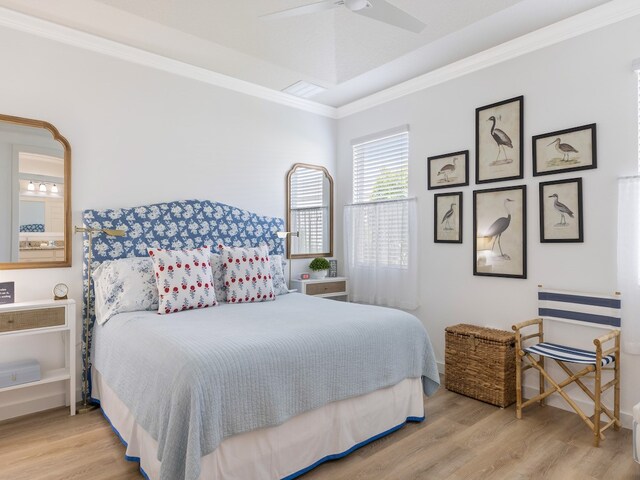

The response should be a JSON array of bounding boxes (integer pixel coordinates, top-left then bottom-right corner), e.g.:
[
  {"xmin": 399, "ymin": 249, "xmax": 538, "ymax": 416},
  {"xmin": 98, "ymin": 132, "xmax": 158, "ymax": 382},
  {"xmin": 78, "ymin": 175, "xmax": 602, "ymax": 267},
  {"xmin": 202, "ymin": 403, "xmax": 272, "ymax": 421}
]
[
  {"xmin": 290, "ymin": 168, "xmax": 327, "ymax": 254},
  {"xmin": 352, "ymin": 127, "xmax": 409, "ymax": 204}
]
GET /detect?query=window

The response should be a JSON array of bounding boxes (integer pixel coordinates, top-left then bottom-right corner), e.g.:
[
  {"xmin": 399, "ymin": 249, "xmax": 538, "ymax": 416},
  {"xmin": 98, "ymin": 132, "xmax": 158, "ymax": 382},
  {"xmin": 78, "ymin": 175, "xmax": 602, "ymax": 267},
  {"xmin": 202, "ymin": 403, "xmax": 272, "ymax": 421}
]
[
  {"xmin": 350, "ymin": 126, "xmax": 410, "ymax": 268},
  {"xmin": 352, "ymin": 127, "xmax": 409, "ymax": 204},
  {"xmin": 290, "ymin": 167, "xmax": 327, "ymax": 254}
]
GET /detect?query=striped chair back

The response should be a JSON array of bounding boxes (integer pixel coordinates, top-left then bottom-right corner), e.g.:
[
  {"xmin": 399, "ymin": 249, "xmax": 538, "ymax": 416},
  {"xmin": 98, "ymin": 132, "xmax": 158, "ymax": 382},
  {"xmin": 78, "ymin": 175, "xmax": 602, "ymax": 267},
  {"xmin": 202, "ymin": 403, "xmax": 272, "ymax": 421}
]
[{"xmin": 538, "ymin": 288, "xmax": 621, "ymax": 329}]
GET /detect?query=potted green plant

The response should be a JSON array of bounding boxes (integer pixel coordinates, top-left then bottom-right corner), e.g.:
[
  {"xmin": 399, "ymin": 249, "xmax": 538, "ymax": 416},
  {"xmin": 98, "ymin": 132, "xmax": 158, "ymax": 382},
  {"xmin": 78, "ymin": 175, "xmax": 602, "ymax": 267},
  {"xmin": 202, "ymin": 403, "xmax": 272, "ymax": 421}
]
[{"xmin": 308, "ymin": 257, "xmax": 331, "ymax": 279}]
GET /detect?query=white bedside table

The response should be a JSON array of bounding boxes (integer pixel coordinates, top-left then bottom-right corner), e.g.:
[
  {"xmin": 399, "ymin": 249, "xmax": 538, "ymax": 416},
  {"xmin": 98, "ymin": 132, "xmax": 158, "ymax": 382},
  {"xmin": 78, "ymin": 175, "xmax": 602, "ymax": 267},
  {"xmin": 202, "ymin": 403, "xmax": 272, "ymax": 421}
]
[
  {"xmin": 0, "ymin": 299, "xmax": 76, "ymax": 416},
  {"xmin": 290, "ymin": 276, "xmax": 348, "ymax": 302}
]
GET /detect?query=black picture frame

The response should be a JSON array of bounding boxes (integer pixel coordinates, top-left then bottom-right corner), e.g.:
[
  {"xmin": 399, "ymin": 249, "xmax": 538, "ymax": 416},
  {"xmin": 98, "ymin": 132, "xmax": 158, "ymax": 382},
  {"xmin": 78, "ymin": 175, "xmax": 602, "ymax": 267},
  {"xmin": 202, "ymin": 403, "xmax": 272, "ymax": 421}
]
[
  {"xmin": 427, "ymin": 150, "xmax": 469, "ymax": 190},
  {"xmin": 539, "ymin": 177, "xmax": 584, "ymax": 243},
  {"xmin": 532, "ymin": 123, "xmax": 597, "ymax": 176},
  {"xmin": 473, "ymin": 185, "xmax": 527, "ymax": 279},
  {"xmin": 475, "ymin": 95, "xmax": 524, "ymax": 184},
  {"xmin": 434, "ymin": 192, "xmax": 463, "ymax": 244}
]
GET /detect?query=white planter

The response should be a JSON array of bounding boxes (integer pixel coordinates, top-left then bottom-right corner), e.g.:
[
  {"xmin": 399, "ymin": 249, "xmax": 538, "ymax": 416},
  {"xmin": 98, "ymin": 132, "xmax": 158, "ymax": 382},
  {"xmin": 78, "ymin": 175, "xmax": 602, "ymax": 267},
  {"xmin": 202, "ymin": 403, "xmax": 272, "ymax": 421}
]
[{"xmin": 310, "ymin": 270, "xmax": 328, "ymax": 279}]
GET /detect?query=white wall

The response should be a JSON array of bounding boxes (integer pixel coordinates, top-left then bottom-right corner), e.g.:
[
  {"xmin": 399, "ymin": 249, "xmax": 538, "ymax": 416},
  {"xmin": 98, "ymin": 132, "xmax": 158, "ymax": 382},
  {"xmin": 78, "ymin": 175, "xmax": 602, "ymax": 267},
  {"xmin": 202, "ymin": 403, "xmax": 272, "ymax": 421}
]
[
  {"xmin": 337, "ymin": 16, "xmax": 640, "ymax": 425},
  {"xmin": 0, "ymin": 26, "xmax": 336, "ymax": 419}
]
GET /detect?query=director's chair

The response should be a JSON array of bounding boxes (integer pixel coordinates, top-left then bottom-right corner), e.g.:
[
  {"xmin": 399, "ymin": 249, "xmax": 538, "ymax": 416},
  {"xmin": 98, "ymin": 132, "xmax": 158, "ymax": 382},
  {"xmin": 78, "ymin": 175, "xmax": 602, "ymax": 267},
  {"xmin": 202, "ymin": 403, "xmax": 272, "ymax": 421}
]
[{"xmin": 512, "ymin": 287, "xmax": 621, "ymax": 446}]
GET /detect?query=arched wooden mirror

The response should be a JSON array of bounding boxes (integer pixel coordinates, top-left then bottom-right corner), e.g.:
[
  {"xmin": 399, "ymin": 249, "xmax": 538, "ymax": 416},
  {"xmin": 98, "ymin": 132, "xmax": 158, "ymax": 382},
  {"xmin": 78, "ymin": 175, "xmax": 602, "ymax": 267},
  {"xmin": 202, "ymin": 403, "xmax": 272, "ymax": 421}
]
[
  {"xmin": 0, "ymin": 114, "xmax": 71, "ymax": 269},
  {"xmin": 286, "ymin": 163, "xmax": 333, "ymax": 259}
]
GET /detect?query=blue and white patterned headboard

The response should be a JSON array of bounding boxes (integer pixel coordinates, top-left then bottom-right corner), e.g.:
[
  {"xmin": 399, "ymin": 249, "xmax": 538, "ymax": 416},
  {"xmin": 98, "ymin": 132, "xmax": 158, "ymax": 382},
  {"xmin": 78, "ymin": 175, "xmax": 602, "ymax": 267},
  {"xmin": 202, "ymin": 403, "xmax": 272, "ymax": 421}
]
[{"xmin": 81, "ymin": 199, "xmax": 285, "ymax": 398}]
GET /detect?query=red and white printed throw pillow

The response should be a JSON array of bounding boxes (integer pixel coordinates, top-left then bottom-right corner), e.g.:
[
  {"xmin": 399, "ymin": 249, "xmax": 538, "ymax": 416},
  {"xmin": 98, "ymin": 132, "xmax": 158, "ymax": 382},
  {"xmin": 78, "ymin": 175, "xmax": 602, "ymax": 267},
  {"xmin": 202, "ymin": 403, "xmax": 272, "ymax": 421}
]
[
  {"xmin": 148, "ymin": 245, "xmax": 217, "ymax": 314},
  {"xmin": 221, "ymin": 245, "xmax": 275, "ymax": 303}
]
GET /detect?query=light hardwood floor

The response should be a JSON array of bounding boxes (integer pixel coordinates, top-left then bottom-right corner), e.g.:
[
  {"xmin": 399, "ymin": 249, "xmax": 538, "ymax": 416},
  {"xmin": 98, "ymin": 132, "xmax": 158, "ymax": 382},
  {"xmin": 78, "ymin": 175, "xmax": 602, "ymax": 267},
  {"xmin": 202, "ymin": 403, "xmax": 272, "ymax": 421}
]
[{"xmin": 0, "ymin": 386, "xmax": 637, "ymax": 480}]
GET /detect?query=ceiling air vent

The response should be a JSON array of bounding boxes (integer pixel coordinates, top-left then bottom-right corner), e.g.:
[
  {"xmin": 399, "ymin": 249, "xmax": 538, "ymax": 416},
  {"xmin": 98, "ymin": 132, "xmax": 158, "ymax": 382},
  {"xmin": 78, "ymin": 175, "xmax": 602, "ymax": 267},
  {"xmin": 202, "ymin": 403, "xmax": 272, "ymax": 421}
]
[{"xmin": 282, "ymin": 81, "xmax": 326, "ymax": 99}]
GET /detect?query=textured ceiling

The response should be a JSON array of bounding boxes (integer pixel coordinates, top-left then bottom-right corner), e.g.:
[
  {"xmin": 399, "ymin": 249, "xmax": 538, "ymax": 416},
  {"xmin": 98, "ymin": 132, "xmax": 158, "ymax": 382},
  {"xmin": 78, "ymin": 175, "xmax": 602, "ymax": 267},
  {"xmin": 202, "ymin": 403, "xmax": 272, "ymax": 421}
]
[
  {"xmin": 0, "ymin": 0, "xmax": 612, "ymax": 106},
  {"xmin": 92, "ymin": 0, "xmax": 523, "ymax": 84}
]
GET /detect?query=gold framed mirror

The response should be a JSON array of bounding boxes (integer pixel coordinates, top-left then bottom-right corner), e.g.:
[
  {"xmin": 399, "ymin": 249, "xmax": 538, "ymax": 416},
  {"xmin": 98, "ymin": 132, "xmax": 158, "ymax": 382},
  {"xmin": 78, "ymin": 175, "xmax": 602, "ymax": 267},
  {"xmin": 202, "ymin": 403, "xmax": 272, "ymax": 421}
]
[
  {"xmin": 0, "ymin": 114, "xmax": 71, "ymax": 269},
  {"xmin": 286, "ymin": 163, "xmax": 333, "ymax": 259}
]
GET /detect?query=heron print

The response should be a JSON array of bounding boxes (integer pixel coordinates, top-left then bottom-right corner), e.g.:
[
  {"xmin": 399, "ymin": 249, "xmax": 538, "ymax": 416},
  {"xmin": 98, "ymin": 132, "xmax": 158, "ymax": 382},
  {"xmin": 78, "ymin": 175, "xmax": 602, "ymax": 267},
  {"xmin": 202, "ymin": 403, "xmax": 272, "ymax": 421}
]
[
  {"xmin": 427, "ymin": 151, "xmax": 469, "ymax": 190},
  {"xmin": 548, "ymin": 193, "xmax": 574, "ymax": 226},
  {"xmin": 540, "ymin": 178, "xmax": 583, "ymax": 242},
  {"xmin": 487, "ymin": 116, "xmax": 513, "ymax": 165},
  {"xmin": 476, "ymin": 96, "xmax": 523, "ymax": 183},
  {"xmin": 474, "ymin": 185, "xmax": 526, "ymax": 278},
  {"xmin": 434, "ymin": 192, "xmax": 462, "ymax": 243},
  {"xmin": 533, "ymin": 124, "xmax": 596, "ymax": 176},
  {"xmin": 547, "ymin": 138, "xmax": 578, "ymax": 163},
  {"xmin": 438, "ymin": 157, "xmax": 457, "ymax": 183}
]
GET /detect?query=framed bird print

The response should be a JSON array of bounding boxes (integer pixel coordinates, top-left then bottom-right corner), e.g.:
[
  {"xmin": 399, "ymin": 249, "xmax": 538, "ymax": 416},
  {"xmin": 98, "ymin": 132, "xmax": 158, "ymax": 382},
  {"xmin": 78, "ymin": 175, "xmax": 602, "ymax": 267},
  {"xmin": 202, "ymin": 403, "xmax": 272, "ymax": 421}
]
[
  {"xmin": 427, "ymin": 150, "xmax": 469, "ymax": 190},
  {"xmin": 475, "ymin": 96, "xmax": 524, "ymax": 184},
  {"xmin": 532, "ymin": 124, "xmax": 596, "ymax": 176},
  {"xmin": 539, "ymin": 177, "xmax": 583, "ymax": 242},
  {"xmin": 473, "ymin": 185, "xmax": 526, "ymax": 278},
  {"xmin": 434, "ymin": 192, "xmax": 462, "ymax": 243}
]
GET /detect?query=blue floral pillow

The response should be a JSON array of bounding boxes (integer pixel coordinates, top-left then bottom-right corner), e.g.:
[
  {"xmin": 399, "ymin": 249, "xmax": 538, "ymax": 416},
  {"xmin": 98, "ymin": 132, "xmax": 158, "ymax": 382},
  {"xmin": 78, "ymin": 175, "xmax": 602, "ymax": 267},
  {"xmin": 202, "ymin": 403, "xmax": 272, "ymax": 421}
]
[{"xmin": 92, "ymin": 257, "xmax": 159, "ymax": 325}]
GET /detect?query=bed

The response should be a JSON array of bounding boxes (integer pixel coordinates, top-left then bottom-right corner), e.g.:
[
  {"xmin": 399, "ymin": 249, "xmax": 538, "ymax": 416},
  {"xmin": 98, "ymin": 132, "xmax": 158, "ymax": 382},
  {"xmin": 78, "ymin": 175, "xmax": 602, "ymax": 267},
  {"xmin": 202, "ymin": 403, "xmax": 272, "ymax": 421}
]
[{"xmin": 82, "ymin": 199, "xmax": 440, "ymax": 480}]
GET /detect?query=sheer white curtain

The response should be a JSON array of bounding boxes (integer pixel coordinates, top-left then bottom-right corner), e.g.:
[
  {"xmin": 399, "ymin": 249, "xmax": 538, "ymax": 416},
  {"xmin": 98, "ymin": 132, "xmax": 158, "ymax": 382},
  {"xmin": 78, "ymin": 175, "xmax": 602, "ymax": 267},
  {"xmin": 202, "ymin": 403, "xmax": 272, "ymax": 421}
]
[
  {"xmin": 344, "ymin": 198, "xmax": 418, "ymax": 309},
  {"xmin": 617, "ymin": 176, "xmax": 640, "ymax": 354}
]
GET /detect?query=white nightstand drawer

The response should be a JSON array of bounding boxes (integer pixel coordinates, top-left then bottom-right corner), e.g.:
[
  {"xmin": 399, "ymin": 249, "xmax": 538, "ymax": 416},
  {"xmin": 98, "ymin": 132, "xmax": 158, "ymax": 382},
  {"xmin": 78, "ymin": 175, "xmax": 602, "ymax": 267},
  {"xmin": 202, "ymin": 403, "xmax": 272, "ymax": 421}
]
[
  {"xmin": 291, "ymin": 277, "xmax": 349, "ymax": 301},
  {"xmin": 306, "ymin": 280, "xmax": 346, "ymax": 296},
  {"xmin": 0, "ymin": 306, "xmax": 66, "ymax": 333}
]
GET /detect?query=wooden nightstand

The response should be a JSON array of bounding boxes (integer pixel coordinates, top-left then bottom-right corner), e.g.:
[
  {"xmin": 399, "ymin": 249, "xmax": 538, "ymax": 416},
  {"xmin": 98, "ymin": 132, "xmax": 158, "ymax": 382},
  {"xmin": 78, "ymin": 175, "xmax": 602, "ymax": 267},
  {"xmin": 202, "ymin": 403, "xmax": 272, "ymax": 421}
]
[
  {"xmin": 291, "ymin": 277, "xmax": 349, "ymax": 301},
  {"xmin": 0, "ymin": 299, "xmax": 76, "ymax": 416}
]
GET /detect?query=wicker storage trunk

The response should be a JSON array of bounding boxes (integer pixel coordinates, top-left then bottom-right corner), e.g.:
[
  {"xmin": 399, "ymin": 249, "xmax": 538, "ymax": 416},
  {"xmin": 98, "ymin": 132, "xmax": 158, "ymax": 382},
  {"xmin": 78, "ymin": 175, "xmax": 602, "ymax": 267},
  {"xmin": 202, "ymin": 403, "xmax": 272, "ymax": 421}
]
[{"xmin": 445, "ymin": 324, "xmax": 516, "ymax": 408}]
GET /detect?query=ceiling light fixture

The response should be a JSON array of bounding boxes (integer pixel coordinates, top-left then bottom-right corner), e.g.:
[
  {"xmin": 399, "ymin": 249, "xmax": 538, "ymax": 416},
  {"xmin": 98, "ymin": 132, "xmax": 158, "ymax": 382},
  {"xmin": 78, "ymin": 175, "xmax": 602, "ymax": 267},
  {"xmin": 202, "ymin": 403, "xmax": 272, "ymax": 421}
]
[
  {"xmin": 344, "ymin": 0, "xmax": 370, "ymax": 11},
  {"xmin": 27, "ymin": 181, "xmax": 35, "ymax": 191},
  {"xmin": 282, "ymin": 80, "xmax": 327, "ymax": 99}
]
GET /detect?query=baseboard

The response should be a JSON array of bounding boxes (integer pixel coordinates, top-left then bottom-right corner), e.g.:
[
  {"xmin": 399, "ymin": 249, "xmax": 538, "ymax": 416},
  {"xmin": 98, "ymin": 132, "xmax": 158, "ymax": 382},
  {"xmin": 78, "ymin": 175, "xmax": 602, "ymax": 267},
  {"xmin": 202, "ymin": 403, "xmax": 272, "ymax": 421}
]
[
  {"xmin": 0, "ymin": 392, "xmax": 66, "ymax": 422},
  {"xmin": 438, "ymin": 360, "xmax": 633, "ymax": 429},
  {"xmin": 0, "ymin": 387, "xmax": 82, "ymax": 422}
]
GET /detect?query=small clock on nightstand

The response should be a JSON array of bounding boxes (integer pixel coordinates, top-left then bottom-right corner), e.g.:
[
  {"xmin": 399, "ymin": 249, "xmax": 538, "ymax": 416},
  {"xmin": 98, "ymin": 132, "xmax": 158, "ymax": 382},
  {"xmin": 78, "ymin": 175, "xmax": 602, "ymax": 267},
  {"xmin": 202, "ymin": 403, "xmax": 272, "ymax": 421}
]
[{"xmin": 53, "ymin": 283, "xmax": 69, "ymax": 301}]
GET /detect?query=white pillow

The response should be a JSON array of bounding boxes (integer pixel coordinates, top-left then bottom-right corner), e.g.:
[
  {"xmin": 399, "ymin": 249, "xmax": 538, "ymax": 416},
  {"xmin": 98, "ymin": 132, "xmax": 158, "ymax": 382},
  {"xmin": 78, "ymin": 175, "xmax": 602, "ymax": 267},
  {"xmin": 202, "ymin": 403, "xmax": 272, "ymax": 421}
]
[
  {"xmin": 270, "ymin": 254, "xmax": 289, "ymax": 296},
  {"xmin": 92, "ymin": 257, "xmax": 158, "ymax": 325},
  {"xmin": 210, "ymin": 253, "xmax": 227, "ymax": 303}
]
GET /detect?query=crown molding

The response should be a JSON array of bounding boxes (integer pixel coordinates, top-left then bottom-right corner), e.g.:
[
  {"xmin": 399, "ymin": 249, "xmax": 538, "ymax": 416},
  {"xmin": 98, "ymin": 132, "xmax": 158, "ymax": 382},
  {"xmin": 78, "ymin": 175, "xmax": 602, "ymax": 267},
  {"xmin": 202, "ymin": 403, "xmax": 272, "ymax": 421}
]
[
  {"xmin": 0, "ymin": 7, "xmax": 338, "ymax": 119},
  {"xmin": 335, "ymin": 0, "xmax": 640, "ymax": 119}
]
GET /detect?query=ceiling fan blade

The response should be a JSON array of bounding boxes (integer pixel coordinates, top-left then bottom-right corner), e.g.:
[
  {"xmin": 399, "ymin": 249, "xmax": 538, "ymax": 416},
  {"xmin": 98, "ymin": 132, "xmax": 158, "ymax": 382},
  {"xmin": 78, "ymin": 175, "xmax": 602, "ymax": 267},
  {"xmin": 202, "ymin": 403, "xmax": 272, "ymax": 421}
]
[
  {"xmin": 260, "ymin": 1, "xmax": 339, "ymax": 20},
  {"xmin": 355, "ymin": 0, "xmax": 425, "ymax": 33}
]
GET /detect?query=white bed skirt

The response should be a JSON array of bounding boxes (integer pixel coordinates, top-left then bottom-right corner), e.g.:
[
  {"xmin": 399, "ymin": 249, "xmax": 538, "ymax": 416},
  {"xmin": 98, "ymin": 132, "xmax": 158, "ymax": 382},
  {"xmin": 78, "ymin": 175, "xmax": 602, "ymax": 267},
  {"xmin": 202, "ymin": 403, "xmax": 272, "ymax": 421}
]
[{"xmin": 91, "ymin": 369, "xmax": 425, "ymax": 480}]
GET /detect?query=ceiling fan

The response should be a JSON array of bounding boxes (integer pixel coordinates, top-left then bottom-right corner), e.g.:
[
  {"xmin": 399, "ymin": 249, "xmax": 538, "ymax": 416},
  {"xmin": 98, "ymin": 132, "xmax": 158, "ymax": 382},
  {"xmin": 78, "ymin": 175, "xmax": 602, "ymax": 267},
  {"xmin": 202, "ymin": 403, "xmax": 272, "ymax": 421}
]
[{"xmin": 261, "ymin": 0, "xmax": 425, "ymax": 33}]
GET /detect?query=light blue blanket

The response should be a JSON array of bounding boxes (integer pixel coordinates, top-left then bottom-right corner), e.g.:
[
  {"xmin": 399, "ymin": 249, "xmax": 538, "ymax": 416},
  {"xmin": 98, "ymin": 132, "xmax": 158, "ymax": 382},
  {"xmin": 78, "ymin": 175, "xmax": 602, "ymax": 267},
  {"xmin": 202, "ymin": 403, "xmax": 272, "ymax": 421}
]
[{"xmin": 92, "ymin": 293, "xmax": 440, "ymax": 480}]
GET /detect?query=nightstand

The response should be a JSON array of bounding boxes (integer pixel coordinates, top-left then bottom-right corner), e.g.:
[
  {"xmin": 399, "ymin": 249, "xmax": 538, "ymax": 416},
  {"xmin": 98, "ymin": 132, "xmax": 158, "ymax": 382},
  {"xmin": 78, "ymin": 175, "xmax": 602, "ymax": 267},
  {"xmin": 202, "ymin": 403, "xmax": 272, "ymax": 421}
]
[
  {"xmin": 290, "ymin": 277, "xmax": 349, "ymax": 301},
  {"xmin": 0, "ymin": 299, "xmax": 76, "ymax": 416}
]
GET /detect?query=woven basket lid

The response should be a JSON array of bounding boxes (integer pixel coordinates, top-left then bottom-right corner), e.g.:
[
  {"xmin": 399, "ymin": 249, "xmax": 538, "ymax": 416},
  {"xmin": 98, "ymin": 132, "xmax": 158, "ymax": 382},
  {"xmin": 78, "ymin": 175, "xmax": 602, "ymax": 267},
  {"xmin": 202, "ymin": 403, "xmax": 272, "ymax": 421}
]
[{"xmin": 445, "ymin": 323, "xmax": 514, "ymax": 344}]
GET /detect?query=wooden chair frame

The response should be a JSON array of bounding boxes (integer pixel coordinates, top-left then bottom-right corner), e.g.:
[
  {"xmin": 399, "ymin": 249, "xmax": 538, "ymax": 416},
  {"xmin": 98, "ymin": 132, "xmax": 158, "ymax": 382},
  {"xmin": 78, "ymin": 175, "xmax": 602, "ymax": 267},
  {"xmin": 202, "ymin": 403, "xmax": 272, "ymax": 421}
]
[{"xmin": 512, "ymin": 318, "xmax": 621, "ymax": 446}]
